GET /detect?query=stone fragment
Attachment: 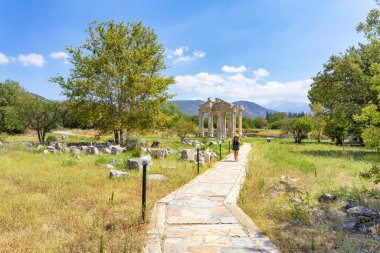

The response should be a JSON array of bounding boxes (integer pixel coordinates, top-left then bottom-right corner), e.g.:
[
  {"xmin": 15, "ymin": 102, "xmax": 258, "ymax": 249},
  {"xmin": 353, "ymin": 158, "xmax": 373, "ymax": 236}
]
[
  {"xmin": 340, "ymin": 199, "xmax": 358, "ymax": 210},
  {"xmin": 342, "ymin": 220, "xmax": 358, "ymax": 231},
  {"xmin": 127, "ymin": 158, "xmax": 140, "ymax": 169},
  {"xmin": 111, "ymin": 146, "xmax": 124, "ymax": 155},
  {"xmin": 181, "ymin": 149, "xmax": 195, "ymax": 161},
  {"xmin": 109, "ymin": 169, "xmax": 128, "ymax": 179},
  {"xmin": 103, "ymin": 148, "xmax": 111, "ymax": 154},
  {"xmin": 151, "ymin": 141, "xmax": 161, "ymax": 148},
  {"xmin": 346, "ymin": 206, "xmax": 380, "ymax": 219},
  {"xmin": 70, "ymin": 147, "xmax": 81, "ymax": 156},
  {"xmin": 54, "ymin": 142, "xmax": 64, "ymax": 151},
  {"xmin": 108, "ymin": 159, "xmax": 123, "ymax": 165},
  {"xmin": 150, "ymin": 148, "xmax": 166, "ymax": 159},
  {"xmin": 318, "ymin": 193, "xmax": 337, "ymax": 203},
  {"xmin": 86, "ymin": 146, "xmax": 99, "ymax": 155},
  {"xmin": 148, "ymin": 174, "xmax": 167, "ymax": 181},
  {"xmin": 106, "ymin": 164, "xmax": 114, "ymax": 169}
]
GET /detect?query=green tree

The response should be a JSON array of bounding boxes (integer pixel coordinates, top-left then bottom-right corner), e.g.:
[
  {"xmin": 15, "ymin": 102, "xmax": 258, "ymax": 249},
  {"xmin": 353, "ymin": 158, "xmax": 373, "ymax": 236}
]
[
  {"xmin": 173, "ymin": 119, "xmax": 197, "ymax": 142},
  {"xmin": 267, "ymin": 112, "xmax": 287, "ymax": 123},
  {"xmin": 0, "ymin": 80, "xmax": 28, "ymax": 133},
  {"xmin": 21, "ymin": 97, "xmax": 63, "ymax": 143},
  {"xmin": 283, "ymin": 116, "xmax": 313, "ymax": 144},
  {"xmin": 51, "ymin": 21, "xmax": 174, "ymax": 144},
  {"xmin": 242, "ymin": 116, "xmax": 255, "ymax": 129},
  {"xmin": 310, "ymin": 103, "xmax": 326, "ymax": 143},
  {"xmin": 254, "ymin": 117, "xmax": 267, "ymax": 129}
]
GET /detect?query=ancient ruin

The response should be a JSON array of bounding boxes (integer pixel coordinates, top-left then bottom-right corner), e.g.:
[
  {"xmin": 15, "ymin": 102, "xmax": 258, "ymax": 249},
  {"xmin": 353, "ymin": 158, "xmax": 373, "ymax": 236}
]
[{"xmin": 198, "ymin": 98, "xmax": 245, "ymax": 138}]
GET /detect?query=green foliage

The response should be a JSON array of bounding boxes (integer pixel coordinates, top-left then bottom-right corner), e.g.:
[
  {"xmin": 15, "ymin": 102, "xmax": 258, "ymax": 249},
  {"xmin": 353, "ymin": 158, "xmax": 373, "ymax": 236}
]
[
  {"xmin": 254, "ymin": 117, "xmax": 267, "ymax": 129},
  {"xmin": 62, "ymin": 158, "xmax": 78, "ymax": 167},
  {"xmin": 0, "ymin": 80, "xmax": 28, "ymax": 133},
  {"xmin": 124, "ymin": 136, "xmax": 141, "ymax": 151},
  {"xmin": 359, "ymin": 165, "xmax": 380, "ymax": 185},
  {"xmin": 21, "ymin": 97, "xmax": 63, "ymax": 143},
  {"xmin": 270, "ymin": 119, "xmax": 285, "ymax": 130},
  {"xmin": 267, "ymin": 112, "xmax": 287, "ymax": 123},
  {"xmin": 242, "ymin": 116, "xmax": 255, "ymax": 129},
  {"xmin": 50, "ymin": 21, "xmax": 174, "ymax": 144},
  {"xmin": 310, "ymin": 103, "xmax": 326, "ymax": 143},
  {"xmin": 283, "ymin": 117, "xmax": 313, "ymax": 144},
  {"xmin": 45, "ymin": 135, "xmax": 57, "ymax": 143},
  {"xmin": 130, "ymin": 148, "xmax": 141, "ymax": 158},
  {"xmin": 173, "ymin": 119, "xmax": 197, "ymax": 142},
  {"xmin": 95, "ymin": 156, "xmax": 108, "ymax": 165}
]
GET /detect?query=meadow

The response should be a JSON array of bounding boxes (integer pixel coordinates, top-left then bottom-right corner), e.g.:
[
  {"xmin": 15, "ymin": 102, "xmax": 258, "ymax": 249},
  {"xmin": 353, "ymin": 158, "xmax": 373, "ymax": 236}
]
[
  {"xmin": 239, "ymin": 138, "xmax": 380, "ymax": 252},
  {"xmin": 0, "ymin": 132, "xmax": 229, "ymax": 252}
]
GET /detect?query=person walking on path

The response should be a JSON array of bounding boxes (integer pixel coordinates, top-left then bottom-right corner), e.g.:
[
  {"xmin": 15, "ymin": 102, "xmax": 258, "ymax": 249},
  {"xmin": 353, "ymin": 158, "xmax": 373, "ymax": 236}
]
[{"xmin": 232, "ymin": 133, "xmax": 240, "ymax": 161}]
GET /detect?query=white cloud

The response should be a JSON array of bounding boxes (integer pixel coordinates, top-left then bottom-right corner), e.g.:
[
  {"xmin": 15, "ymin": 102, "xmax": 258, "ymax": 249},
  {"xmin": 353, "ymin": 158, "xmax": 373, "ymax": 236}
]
[
  {"xmin": 0, "ymin": 53, "xmax": 10, "ymax": 64},
  {"xmin": 175, "ymin": 71, "xmax": 312, "ymax": 104},
  {"xmin": 193, "ymin": 50, "xmax": 205, "ymax": 59},
  {"xmin": 50, "ymin": 51, "xmax": 69, "ymax": 64},
  {"xmin": 221, "ymin": 65, "xmax": 247, "ymax": 73},
  {"xmin": 253, "ymin": 68, "xmax": 269, "ymax": 78},
  {"xmin": 18, "ymin": 53, "xmax": 46, "ymax": 67},
  {"xmin": 173, "ymin": 46, "xmax": 188, "ymax": 56},
  {"xmin": 167, "ymin": 46, "xmax": 205, "ymax": 64}
]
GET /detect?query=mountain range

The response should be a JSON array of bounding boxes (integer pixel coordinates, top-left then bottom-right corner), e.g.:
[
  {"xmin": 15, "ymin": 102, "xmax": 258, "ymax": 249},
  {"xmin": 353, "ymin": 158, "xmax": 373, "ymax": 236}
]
[{"xmin": 172, "ymin": 100, "xmax": 310, "ymax": 118}]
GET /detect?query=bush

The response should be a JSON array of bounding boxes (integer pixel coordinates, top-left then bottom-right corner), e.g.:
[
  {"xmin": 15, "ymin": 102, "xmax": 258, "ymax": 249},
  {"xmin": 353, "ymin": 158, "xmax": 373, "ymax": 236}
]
[
  {"xmin": 124, "ymin": 136, "xmax": 140, "ymax": 151},
  {"xmin": 46, "ymin": 135, "xmax": 57, "ymax": 143},
  {"xmin": 130, "ymin": 148, "xmax": 141, "ymax": 158}
]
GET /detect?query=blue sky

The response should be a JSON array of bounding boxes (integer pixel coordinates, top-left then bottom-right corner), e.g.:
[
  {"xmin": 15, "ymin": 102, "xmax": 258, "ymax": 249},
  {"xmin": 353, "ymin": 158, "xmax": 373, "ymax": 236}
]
[{"xmin": 0, "ymin": 0, "xmax": 376, "ymax": 108}]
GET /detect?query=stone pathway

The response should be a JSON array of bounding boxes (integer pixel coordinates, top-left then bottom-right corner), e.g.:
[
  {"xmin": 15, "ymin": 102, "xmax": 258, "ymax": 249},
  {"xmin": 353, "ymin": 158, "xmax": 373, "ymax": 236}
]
[{"xmin": 144, "ymin": 144, "xmax": 278, "ymax": 253}]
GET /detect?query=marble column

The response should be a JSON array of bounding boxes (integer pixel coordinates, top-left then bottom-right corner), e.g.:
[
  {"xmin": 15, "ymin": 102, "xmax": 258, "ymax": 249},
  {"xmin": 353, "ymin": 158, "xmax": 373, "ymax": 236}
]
[
  {"xmin": 208, "ymin": 112, "xmax": 213, "ymax": 137},
  {"xmin": 238, "ymin": 112, "xmax": 243, "ymax": 137},
  {"xmin": 217, "ymin": 111, "xmax": 222, "ymax": 137},
  {"xmin": 231, "ymin": 111, "xmax": 236, "ymax": 136},
  {"xmin": 198, "ymin": 112, "xmax": 204, "ymax": 137}
]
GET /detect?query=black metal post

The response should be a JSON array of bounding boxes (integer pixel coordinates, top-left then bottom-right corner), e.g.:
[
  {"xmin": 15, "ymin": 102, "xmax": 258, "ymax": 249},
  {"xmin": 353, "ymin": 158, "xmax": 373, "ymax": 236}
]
[
  {"xmin": 197, "ymin": 148, "xmax": 200, "ymax": 174},
  {"xmin": 219, "ymin": 143, "xmax": 222, "ymax": 160},
  {"xmin": 142, "ymin": 161, "xmax": 147, "ymax": 221},
  {"xmin": 228, "ymin": 141, "xmax": 231, "ymax": 154}
]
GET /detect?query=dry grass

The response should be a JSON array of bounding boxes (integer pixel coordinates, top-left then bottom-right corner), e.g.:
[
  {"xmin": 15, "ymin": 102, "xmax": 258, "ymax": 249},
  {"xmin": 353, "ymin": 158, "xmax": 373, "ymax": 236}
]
[
  {"xmin": 0, "ymin": 135, "xmax": 223, "ymax": 252},
  {"xmin": 239, "ymin": 138, "xmax": 380, "ymax": 253}
]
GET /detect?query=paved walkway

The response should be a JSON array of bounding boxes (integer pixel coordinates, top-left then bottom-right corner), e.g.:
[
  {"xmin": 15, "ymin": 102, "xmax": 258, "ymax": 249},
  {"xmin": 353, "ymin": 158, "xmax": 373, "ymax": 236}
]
[{"xmin": 144, "ymin": 144, "xmax": 278, "ymax": 253}]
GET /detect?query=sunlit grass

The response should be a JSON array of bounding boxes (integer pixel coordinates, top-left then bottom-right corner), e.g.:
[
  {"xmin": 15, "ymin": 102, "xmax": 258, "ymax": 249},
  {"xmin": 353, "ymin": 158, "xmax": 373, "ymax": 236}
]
[{"xmin": 239, "ymin": 139, "xmax": 379, "ymax": 252}]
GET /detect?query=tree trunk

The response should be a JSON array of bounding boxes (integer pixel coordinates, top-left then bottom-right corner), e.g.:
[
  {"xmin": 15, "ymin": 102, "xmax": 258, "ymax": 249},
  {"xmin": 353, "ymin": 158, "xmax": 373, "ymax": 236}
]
[
  {"xmin": 37, "ymin": 130, "xmax": 42, "ymax": 143},
  {"xmin": 114, "ymin": 130, "xmax": 119, "ymax": 145},
  {"xmin": 120, "ymin": 129, "xmax": 124, "ymax": 145},
  {"xmin": 42, "ymin": 130, "xmax": 46, "ymax": 144}
]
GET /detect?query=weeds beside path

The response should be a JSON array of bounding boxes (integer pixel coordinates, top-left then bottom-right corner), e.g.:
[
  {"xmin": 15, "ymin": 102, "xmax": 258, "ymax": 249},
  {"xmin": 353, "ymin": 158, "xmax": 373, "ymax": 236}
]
[{"xmin": 239, "ymin": 139, "xmax": 380, "ymax": 252}]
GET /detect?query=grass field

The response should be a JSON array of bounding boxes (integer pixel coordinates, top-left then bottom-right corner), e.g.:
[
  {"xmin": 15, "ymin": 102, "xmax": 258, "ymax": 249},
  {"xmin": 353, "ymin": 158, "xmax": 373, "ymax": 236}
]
[
  {"xmin": 0, "ymin": 133, "xmax": 229, "ymax": 252},
  {"xmin": 239, "ymin": 138, "xmax": 380, "ymax": 252}
]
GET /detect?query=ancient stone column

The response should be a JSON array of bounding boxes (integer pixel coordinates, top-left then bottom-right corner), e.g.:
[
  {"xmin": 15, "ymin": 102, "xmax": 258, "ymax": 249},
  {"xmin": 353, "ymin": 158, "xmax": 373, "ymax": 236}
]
[
  {"xmin": 217, "ymin": 111, "xmax": 222, "ymax": 137},
  {"xmin": 198, "ymin": 112, "xmax": 204, "ymax": 137},
  {"xmin": 238, "ymin": 112, "xmax": 243, "ymax": 137},
  {"xmin": 231, "ymin": 111, "xmax": 236, "ymax": 136},
  {"xmin": 208, "ymin": 112, "xmax": 213, "ymax": 137}
]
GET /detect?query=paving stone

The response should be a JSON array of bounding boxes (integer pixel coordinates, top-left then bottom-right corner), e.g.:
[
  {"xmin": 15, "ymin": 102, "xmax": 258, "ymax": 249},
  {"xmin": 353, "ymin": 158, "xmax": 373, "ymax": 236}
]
[{"xmin": 144, "ymin": 144, "xmax": 279, "ymax": 253}]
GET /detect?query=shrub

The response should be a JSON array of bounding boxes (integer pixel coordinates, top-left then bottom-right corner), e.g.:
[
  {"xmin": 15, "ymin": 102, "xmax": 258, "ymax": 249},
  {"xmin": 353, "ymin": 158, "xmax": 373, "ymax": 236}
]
[
  {"xmin": 124, "ymin": 136, "xmax": 140, "ymax": 151},
  {"xmin": 130, "ymin": 148, "xmax": 141, "ymax": 158},
  {"xmin": 46, "ymin": 135, "xmax": 57, "ymax": 143}
]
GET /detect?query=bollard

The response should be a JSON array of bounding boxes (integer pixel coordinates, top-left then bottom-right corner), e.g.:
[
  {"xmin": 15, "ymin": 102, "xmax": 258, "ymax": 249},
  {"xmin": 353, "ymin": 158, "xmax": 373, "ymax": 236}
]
[
  {"xmin": 142, "ymin": 159, "xmax": 148, "ymax": 221},
  {"xmin": 219, "ymin": 143, "xmax": 222, "ymax": 160},
  {"xmin": 197, "ymin": 148, "xmax": 200, "ymax": 174},
  {"xmin": 228, "ymin": 141, "xmax": 231, "ymax": 154}
]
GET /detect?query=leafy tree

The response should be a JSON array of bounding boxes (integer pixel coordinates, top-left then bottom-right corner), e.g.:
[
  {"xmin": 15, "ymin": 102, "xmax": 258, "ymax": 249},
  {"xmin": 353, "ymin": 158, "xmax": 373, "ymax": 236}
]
[
  {"xmin": 270, "ymin": 119, "xmax": 285, "ymax": 129},
  {"xmin": 242, "ymin": 116, "xmax": 255, "ymax": 129},
  {"xmin": 283, "ymin": 116, "xmax": 313, "ymax": 144},
  {"xmin": 267, "ymin": 112, "xmax": 287, "ymax": 123},
  {"xmin": 0, "ymin": 80, "xmax": 28, "ymax": 133},
  {"xmin": 254, "ymin": 117, "xmax": 267, "ymax": 129},
  {"xmin": 22, "ymin": 97, "xmax": 63, "ymax": 143},
  {"xmin": 51, "ymin": 21, "xmax": 174, "ymax": 144},
  {"xmin": 161, "ymin": 101, "xmax": 184, "ymax": 128},
  {"xmin": 173, "ymin": 119, "xmax": 197, "ymax": 142},
  {"xmin": 310, "ymin": 103, "xmax": 326, "ymax": 143}
]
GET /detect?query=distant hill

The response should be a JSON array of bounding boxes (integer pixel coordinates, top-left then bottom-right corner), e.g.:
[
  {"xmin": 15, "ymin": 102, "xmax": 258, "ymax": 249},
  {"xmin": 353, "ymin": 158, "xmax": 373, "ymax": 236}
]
[
  {"xmin": 27, "ymin": 92, "xmax": 50, "ymax": 101},
  {"xmin": 171, "ymin": 100, "xmax": 276, "ymax": 118}
]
